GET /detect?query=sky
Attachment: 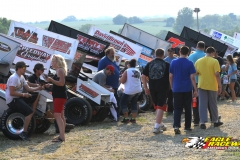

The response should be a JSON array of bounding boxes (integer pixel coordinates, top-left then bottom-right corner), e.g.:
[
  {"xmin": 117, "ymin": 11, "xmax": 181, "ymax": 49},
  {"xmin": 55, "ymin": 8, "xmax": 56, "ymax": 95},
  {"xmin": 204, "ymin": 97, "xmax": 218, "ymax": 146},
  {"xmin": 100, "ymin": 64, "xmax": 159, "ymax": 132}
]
[{"xmin": 1, "ymin": 0, "xmax": 239, "ymax": 22}]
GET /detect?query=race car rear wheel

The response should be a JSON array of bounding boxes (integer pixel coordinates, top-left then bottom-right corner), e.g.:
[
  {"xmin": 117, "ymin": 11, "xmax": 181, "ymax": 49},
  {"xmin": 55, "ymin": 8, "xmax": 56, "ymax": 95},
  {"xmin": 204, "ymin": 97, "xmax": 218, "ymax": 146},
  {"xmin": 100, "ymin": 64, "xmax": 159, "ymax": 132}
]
[
  {"xmin": 1, "ymin": 108, "xmax": 36, "ymax": 140},
  {"xmin": 64, "ymin": 97, "xmax": 92, "ymax": 125}
]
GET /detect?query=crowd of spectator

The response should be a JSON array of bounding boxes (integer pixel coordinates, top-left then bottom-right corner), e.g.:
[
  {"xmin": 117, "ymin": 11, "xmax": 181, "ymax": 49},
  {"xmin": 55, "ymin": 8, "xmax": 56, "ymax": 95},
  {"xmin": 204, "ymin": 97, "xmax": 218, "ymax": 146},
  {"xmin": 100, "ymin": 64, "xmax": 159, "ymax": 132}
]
[{"xmin": 95, "ymin": 40, "xmax": 238, "ymax": 134}]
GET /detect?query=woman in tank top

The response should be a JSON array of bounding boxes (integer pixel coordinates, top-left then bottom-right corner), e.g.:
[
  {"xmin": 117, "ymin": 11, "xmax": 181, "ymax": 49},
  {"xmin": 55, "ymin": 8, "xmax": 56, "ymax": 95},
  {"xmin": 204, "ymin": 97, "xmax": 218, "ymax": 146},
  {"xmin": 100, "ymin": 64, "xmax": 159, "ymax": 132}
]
[
  {"xmin": 119, "ymin": 59, "xmax": 142, "ymax": 123},
  {"xmin": 46, "ymin": 54, "xmax": 67, "ymax": 142}
]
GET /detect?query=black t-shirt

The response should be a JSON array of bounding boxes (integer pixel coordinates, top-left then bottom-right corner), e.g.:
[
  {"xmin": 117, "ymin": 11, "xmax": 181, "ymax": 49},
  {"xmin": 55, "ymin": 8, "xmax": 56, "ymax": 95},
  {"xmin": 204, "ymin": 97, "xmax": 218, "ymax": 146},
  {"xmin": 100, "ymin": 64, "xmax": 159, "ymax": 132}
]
[
  {"xmin": 143, "ymin": 58, "xmax": 170, "ymax": 90},
  {"xmin": 28, "ymin": 74, "xmax": 40, "ymax": 83}
]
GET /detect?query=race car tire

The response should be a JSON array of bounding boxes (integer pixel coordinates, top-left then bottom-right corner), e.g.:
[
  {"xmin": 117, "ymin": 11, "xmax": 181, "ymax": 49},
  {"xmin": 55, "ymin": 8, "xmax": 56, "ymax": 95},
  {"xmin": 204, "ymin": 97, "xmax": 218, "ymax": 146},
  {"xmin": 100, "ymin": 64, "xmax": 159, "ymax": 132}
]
[
  {"xmin": 64, "ymin": 97, "xmax": 92, "ymax": 125},
  {"xmin": 1, "ymin": 108, "xmax": 36, "ymax": 140}
]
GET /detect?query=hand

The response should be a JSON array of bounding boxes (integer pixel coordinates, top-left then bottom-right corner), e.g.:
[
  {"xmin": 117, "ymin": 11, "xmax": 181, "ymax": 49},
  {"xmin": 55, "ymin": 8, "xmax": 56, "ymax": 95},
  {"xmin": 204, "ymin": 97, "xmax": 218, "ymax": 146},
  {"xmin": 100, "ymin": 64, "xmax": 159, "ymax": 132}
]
[
  {"xmin": 24, "ymin": 93, "xmax": 32, "ymax": 98},
  {"xmin": 193, "ymin": 91, "xmax": 198, "ymax": 97},
  {"xmin": 144, "ymin": 88, "xmax": 150, "ymax": 95},
  {"xmin": 44, "ymin": 83, "xmax": 50, "ymax": 88},
  {"xmin": 218, "ymin": 87, "xmax": 222, "ymax": 95},
  {"xmin": 46, "ymin": 77, "xmax": 53, "ymax": 83},
  {"xmin": 110, "ymin": 88, "xmax": 115, "ymax": 93},
  {"xmin": 38, "ymin": 85, "xmax": 44, "ymax": 90}
]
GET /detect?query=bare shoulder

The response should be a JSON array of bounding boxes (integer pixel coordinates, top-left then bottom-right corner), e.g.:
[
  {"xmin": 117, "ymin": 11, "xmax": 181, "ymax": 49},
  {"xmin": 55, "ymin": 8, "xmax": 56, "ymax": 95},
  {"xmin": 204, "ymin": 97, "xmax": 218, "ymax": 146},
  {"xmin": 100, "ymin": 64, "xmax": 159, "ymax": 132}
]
[{"xmin": 57, "ymin": 68, "xmax": 66, "ymax": 76}]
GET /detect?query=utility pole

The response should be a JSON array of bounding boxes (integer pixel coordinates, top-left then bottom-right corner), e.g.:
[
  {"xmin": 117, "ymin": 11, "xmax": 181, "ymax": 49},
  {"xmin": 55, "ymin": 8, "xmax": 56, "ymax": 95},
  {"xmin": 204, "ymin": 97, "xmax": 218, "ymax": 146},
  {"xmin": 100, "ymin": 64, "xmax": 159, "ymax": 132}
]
[{"xmin": 194, "ymin": 8, "xmax": 200, "ymax": 31}]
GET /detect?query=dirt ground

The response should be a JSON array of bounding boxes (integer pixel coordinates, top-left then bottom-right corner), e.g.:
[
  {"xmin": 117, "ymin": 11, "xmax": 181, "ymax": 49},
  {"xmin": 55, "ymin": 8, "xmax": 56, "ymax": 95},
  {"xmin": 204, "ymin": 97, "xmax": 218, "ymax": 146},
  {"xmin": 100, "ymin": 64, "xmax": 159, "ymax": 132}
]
[{"xmin": 0, "ymin": 100, "xmax": 240, "ymax": 160}]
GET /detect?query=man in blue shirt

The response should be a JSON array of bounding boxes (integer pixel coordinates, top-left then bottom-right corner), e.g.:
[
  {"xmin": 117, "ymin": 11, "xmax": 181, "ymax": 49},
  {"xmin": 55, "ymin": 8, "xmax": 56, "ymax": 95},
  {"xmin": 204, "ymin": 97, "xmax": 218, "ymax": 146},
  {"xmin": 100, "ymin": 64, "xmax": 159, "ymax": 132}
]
[
  {"xmin": 169, "ymin": 46, "xmax": 197, "ymax": 134},
  {"xmin": 164, "ymin": 48, "xmax": 178, "ymax": 114},
  {"xmin": 188, "ymin": 41, "xmax": 205, "ymax": 126},
  {"xmin": 98, "ymin": 47, "xmax": 120, "ymax": 116},
  {"xmin": 164, "ymin": 48, "xmax": 178, "ymax": 64}
]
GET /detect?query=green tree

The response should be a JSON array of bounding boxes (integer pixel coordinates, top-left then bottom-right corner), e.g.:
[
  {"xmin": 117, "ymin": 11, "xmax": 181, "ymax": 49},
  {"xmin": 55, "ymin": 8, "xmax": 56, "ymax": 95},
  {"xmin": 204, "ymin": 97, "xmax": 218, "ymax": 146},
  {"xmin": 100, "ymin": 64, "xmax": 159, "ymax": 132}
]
[
  {"xmin": 79, "ymin": 24, "xmax": 93, "ymax": 34},
  {"xmin": 128, "ymin": 16, "xmax": 144, "ymax": 24},
  {"xmin": 155, "ymin": 30, "xmax": 168, "ymax": 39},
  {"xmin": 165, "ymin": 17, "xmax": 175, "ymax": 27},
  {"xmin": 113, "ymin": 14, "xmax": 128, "ymax": 25},
  {"xmin": 199, "ymin": 14, "xmax": 221, "ymax": 30},
  {"xmin": 173, "ymin": 7, "xmax": 194, "ymax": 34},
  {"xmin": 62, "ymin": 15, "xmax": 77, "ymax": 22},
  {"xmin": 0, "ymin": 17, "xmax": 11, "ymax": 34}
]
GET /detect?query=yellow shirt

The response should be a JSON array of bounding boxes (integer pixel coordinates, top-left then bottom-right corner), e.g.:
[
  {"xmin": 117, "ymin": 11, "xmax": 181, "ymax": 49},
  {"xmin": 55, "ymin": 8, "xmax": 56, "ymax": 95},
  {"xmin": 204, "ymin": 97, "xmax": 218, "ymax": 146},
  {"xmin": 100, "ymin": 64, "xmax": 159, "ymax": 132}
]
[{"xmin": 195, "ymin": 57, "xmax": 220, "ymax": 91}]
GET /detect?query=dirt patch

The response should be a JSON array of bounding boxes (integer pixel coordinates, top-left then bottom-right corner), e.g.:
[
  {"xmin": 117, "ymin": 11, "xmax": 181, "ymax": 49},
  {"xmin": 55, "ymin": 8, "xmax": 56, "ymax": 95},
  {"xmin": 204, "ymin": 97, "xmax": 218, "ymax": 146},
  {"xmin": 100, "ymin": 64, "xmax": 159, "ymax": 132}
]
[{"xmin": 0, "ymin": 100, "xmax": 240, "ymax": 159}]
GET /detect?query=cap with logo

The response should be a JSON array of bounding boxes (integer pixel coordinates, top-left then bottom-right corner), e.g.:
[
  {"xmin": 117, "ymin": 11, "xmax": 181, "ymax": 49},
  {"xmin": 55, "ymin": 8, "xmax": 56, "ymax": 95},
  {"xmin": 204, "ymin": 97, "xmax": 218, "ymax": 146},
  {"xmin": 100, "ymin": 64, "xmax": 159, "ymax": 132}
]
[
  {"xmin": 106, "ymin": 65, "xmax": 115, "ymax": 73},
  {"xmin": 15, "ymin": 61, "xmax": 29, "ymax": 70}
]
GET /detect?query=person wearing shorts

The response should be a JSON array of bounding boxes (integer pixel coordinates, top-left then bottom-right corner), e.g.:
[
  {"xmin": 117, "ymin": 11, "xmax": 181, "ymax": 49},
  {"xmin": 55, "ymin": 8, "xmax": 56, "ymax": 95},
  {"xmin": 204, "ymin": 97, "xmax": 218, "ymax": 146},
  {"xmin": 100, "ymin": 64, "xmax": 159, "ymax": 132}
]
[
  {"xmin": 226, "ymin": 55, "xmax": 238, "ymax": 101},
  {"xmin": 119, "ymin": 59, "xmax": 142, "ymax": 123},
  {"xmin": 5, "ymin": 61, "xmax": 42, "ymax": 141},
  {"xmin": 142, "ymin": 48, "xmax": 169, "ymax": 134},
  {"xmin": 45, "ymin": 55, "xmax": 68, "ymax": 142}
]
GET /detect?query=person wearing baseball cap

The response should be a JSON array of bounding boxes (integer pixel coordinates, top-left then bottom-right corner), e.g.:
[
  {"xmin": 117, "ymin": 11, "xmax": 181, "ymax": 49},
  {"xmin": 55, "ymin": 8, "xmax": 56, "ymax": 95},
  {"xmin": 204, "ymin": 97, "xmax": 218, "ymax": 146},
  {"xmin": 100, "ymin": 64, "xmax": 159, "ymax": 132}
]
[
  {"xmin": 93, "ymin": 65, "xmax": 115, "ymax": 92},
  {"xmin": 5, "ymin": 61, "xmax": 43, "ymax": 141},
  {"xmin": 98, "ymin": 47, "xmax": 120, "ymax": 117}
]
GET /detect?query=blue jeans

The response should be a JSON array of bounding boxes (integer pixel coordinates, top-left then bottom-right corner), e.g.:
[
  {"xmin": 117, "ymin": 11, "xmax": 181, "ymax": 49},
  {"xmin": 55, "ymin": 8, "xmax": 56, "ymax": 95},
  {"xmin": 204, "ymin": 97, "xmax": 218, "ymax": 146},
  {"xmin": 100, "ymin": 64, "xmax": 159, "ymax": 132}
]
[
  {"xmin": 173, "ymin": 91, "xmax": 192, "ymax": 129},
  {"xmin": 120, "ymin": 93, "xmax": 141, "ymax": 113}
]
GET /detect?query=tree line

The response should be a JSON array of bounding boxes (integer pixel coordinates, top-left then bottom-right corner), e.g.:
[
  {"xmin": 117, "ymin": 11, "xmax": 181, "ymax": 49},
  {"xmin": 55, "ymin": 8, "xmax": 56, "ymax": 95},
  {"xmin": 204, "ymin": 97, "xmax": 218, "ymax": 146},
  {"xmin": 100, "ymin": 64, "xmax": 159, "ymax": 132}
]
[{"xmin": 1, "ymin": 9, "xmax": 240, "ymax": 42}]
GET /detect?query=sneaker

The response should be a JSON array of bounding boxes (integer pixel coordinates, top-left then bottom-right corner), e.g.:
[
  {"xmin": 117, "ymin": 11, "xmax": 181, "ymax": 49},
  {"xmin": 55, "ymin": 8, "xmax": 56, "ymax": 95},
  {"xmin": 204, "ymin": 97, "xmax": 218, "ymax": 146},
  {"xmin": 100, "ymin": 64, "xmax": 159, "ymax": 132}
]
[
  {"xmin": 174, "ymin": 128, "xmax": 181, "ymax": 134},
  {"xmin": 184, "ymin": 128, "xmax": 192, "ymax": 132},
  {"xmin": 130, "ymin": 119, "xmax": 136, "ymax": 123},
  {"xmin": 214, "ymin": 121, "xmax": 223, "ymax": 127},
  {"xmin": 121, "ymin": 118, "xmax": 130, "ymax": 124},
  {"xmin": 153, "ymin": 127, "xmax": 163, "ymax": 134},
  {"xmin": 19, "ymin": 132, "xmax": 30, "ymax": 141},
  {"xmin": 65, "ymin": 123, "xmax": 75, "ymax": 130},
  {"xmin": 160, "ymin": 124, "xmax": 167, "ymax": 131},
  {"xmin": 200, "ymin": 124, "xmax": 206, "ymax": 129}
]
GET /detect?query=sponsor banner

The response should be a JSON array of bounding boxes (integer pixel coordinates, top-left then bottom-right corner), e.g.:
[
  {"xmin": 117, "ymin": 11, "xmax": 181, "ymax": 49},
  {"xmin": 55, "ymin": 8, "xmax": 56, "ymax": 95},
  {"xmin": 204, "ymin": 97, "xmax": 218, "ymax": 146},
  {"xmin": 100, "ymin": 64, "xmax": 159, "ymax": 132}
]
[
  {"xmin": 77, "ymin": 78, "xmax": 101, "ymax": 104},
  {"xmin": 210, "ymin": 29, "xmax": 240, "ymax": 52},
  {"xmin": 6, "ymin": 34, "xmax": 54, "ymax": 74},
  {"xmin": 88, "ymin": 26, "xmax": 142, "ymax": 61},
  {"xmin": 200, "ymin": 31, "xmax": 238, "ymax": 57},
  {"xmin": 138, "ymin": 54, "xmax": 152, "ymax": 66},
  {"xmin": 136, "ymin": 43, "xmax": 153, "ymax": 57},
  {"xmin": 8, "ymin": 20, "xmax": 79, "ymax": 70},
  {"xmin": 48, "ymin": 21, "xmax": 110, "ymax": 59},
  {"xmin": 0, "ymin": 34, "xmax": 21, "ymax": 76}
]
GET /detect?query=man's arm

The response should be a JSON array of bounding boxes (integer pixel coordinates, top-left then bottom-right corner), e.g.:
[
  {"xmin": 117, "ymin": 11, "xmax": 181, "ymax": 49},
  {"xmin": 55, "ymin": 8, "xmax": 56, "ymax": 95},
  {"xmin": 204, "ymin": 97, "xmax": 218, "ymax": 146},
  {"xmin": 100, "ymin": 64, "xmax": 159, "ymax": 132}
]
[
  {"xmin": 190, "ymin": 74, "xmax": 198, "ymax": 97},
  {"xmin": 215, "ymin": 72, "xmax": 222, "ymax": 95},
  {"xmin": 9, "ymin": 86, "xmax": 25, "ymax": 97},
  {"xmin": 119, "ymin": 71, "xmax": 127, "ymax": 84},
  {"xmin": 169, "ymin": 73, "xmax": 173, "ymax": 90},
  {"xmin": 141, "ymin": 74, "xmax": 150, "ymax": 94},
  {"xmin": 27, "ymin": 81, "xmax": 39, "ymax": 87}
]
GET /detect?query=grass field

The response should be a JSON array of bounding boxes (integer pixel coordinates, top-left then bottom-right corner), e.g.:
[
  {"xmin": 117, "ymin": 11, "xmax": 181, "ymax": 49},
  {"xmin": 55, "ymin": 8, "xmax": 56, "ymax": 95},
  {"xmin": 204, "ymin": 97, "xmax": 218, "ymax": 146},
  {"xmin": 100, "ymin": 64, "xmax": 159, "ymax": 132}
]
[{"xmin": 27, "ymin": 19, "xmax": 173, "ymax": 36}]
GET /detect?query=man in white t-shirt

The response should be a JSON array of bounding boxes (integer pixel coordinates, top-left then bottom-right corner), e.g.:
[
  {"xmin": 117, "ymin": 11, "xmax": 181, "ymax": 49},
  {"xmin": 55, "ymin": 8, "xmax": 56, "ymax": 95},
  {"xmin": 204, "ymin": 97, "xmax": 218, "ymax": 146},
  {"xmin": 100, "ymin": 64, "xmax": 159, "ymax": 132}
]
[{"xmin": 6, "ymin": 61, "xmax": 42, "ymax": 141}]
